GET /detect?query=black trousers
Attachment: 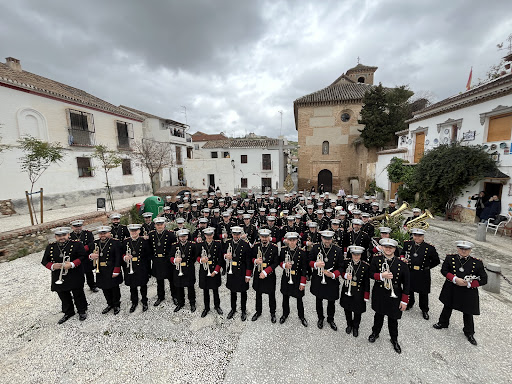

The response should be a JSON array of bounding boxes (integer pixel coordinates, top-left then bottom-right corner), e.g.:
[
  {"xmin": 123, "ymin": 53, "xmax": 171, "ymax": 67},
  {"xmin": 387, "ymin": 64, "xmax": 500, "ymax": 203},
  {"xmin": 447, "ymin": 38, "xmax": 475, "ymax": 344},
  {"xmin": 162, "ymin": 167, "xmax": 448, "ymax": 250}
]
[
  {"xmin": 408, "ymin": 292, "xmax": 429, "ymax": 311},
  {"xmin": 157, "ymin": 278, "xmax": 177, "ymax": 300},
  {"xmin": 203, "ymin": 288, "xmax": 220, "ymax": 310},
  {"xmin": 102, "ymin": 286, "xmax": 121, "ymax": 307},
  {"xmin": 344, "ymin": 309, "xmax": 362, "ymax": 329},
  {"xmin": 316, "ymin": 298, "xmax": 335, "ymax": 322},
  {"xmin": 372, "ymin": 312, "xmax": 398, "ymax": 341},
  {"xmin": 438, "ymin": 305, "xmax": 475, "ymax": 335},
  {"xmin": 282, "ymin": 294, "xmax": 305, "ymax": 318},
  {"xmin": 85, "ymin": 270, "xmax": 96, "ymax": 289},
  {"xmin": 130, "ymin": 285, "xmax": 148, "ymax": 304},
  {"xmin": 230, "ymin": 291, "xmax": 247, "ymax": 312},
  {"xmin": 255, "ymin": 291, "xmax": 276, "ymax": 314},
  {"xmin": 57, "ymin": 289, "xmax": 87, "ymax": 316},
  {"xmin": 176, "ymin": 286, "xmax": 196, "ymax": 306}
]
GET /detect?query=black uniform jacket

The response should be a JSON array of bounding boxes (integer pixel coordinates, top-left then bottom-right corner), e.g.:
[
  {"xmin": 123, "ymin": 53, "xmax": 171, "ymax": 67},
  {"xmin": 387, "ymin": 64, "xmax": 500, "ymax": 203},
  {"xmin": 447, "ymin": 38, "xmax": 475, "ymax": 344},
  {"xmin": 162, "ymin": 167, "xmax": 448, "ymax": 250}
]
[
  {"xmin": 41, "ymin": 240, "xmax": 86, "ymax": 292},
  {"xmin": 122, "ymin": 237, "xmax": 151, "ymax": 287},
  {"xmin": 339, "ymin": 259, "xmax": 370, "ymax": 314},
  {"xmin": 308, "ymin": 243, "xmax": 343, "ymax": 301},
  {"xmin": 149, "ymin": 230, "xmax": 176, "ymax": 280},
  {"xmin": 93, "ymin": 238, "xmax": 123, "ymax": 289},
  {"xmin": 251, "ymin": 241, "xmax": 279, "ymax": 294},
  {"xmin": 224, "ymin": 238, "xmax": 253, "ymax": 292},
  {"xmin": 401, "ymin": 240, "xmax": 440, "ymax": 294},
  {"xmin": 170, "ymin": 241, "xmax": 197, "ymax": 288},
  {"xmin": 279, "ymin": 246, "xmax": 308, "ymax": 298}
]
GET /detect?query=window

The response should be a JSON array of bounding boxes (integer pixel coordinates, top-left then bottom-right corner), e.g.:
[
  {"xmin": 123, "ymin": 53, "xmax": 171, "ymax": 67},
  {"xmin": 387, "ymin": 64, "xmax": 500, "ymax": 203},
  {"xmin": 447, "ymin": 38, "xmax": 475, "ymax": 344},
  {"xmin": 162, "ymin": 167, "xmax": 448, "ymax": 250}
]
[
  {"xmin": 187, "ymin": 147, "xmax": 193, "ymax": 159},
  {"xmin": 262, "ymin": 154, "xmax": 271, "ymax": 170},
  {"xmin": 211, "ymin": 152, "xmax": 218, "ymax": 158},
  {"xmin": 68, "ymin": 109, "xmax": 95, "ymax": 146},
  {"xmin": 341, "ymin": 112, "xmax": 351, "ymax": 122},
  {"xmin": 241, "ymin": 155, "xmax": 247, "ymax": 163},
  {"xmin": 261, "ymin": 177, "xmax": 272, "ymax": 193},
  {"xmin": 116, "ymin": 121, "xmax": 133, "ymax": 149},
  {"xmin": 487, "ymin": 114, "xmax": 512, "ymax": 142},
  {"xmin": 122, "ymin": 159, "xmax": 132, "ymax": 175},
  {"xmin": 322, "ymin": 141, "xmax": 329, "ymax": 155},
  {"xmin": 176, "ymin": 146, "xmax": 182, "ymax": 165},
  {"xmin": 357, "ymin": 76, "xmax": 365, "ymax": 83},
  {"xmin": 223, "ymin": 151, "xmax": 230, "ymax": 158},
  {"xmin": 241, "ymin": 178, "xmax": 248, "ymax": 188},
  {"xmin": 77, "ymin": 157, "xmax": 92, "ymax": 177},
  {"xmin": 194, "ymin": 144, "xmax": 199, "ymax": 150}
]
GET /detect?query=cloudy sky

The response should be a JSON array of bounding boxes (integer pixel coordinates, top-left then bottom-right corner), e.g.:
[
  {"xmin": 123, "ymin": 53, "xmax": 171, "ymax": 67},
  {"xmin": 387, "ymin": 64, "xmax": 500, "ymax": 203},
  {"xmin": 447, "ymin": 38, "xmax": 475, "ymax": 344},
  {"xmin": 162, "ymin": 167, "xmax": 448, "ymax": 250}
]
[{"xmin": 0, "ymin": 0, "xmax": 511, "ymax": 140}]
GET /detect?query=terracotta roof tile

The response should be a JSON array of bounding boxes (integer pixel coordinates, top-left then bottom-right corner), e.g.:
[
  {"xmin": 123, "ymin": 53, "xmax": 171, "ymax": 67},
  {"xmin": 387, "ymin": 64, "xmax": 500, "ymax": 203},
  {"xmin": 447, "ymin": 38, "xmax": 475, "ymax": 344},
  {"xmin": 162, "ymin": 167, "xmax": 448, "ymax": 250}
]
[
  {"xmin": 119, "ymin": 105, "xmax": 188, "ymax": 128},
  {"xmin": 294, "ymin": 82, "xmax": 374, "ymax": 105},
  {"xmin": 346, "ymin": 63, "xmax": 378, "ymax": 74},
  {"xmin": 202, "ymin": 138, "xmax": 280, "ymax": 149},
  {"xmin": 191, "ymin": 131, "xmax": 228, "ymax": 142}
]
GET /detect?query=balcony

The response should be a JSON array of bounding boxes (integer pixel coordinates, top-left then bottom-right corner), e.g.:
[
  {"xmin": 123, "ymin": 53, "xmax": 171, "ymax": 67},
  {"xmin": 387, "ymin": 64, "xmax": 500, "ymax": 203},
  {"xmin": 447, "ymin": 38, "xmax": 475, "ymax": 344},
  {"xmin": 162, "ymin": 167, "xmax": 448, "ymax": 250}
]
[{"xmin": 68, "ymin": 128, "xmax": 95, "ymax": 147}]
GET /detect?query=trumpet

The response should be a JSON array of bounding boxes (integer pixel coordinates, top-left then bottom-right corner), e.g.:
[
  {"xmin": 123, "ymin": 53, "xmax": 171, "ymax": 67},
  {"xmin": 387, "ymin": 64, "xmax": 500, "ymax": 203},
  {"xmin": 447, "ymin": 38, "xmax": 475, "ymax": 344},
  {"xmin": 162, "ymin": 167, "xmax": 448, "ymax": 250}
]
[
  {"xmin": 284, "ymin": 252, "xmax": 294, "ymax": 284},
  {"xmin": 143, "ymin": 227, "xmax": 148, "ymax": 238},
  {"xmin": 316, "ymin": 250, "xmax": 326, "ymax": 284},
  {"xmin": 175, "ymin": 248, "xmax": 184, "ymax": 276},
  {"xmin": 55, "ymin": 254, "xmax": 70, "ymax": 285},
  {"xmin": 222, "ymin": 227, "xmax": 228, "ymax": 243},
  {"xmin": 93, "ymin": 244, "xmax": 100, "ymax": 274},
  {"xmin": 127, "ymin": 246, "xmax": 134, "ymax": 275},
  {"xmin": 201, "ymin": 248, "xmax": 211, "ymax": 277},
  {"xmin": 344, "ymin": 262, "xmax": 354, "ymax": 296},
  {"xmin": 293, "ymin": 203, "xmax": 307, "ymax": 217},
  {"xmin": 226, "ymin": 243, "xmax": 233, "ymax": 275},
  {"xmin": 254, "ymin": 247, "xmax": 263, "ymax": 274},
  {"xmin": 463, "ymin": 275, "xmax": 480, "ymax": 283},
  {"xmin": 381, "ymin": 258, "xmax": 398, "ymax": 298}
]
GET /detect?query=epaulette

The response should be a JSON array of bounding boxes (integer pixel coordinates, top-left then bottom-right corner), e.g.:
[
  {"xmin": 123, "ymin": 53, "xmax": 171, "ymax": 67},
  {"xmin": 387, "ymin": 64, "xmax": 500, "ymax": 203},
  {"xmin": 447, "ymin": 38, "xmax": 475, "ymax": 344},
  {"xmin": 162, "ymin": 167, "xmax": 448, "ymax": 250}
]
[
  {"xmin": 190, "ymin": 241, "xmax": 196, "ymax": 244},
  {"xmin": 362, "ymin": 260, "xmax": 370, "ymax": 265},
  {"xmin": 171, "ymin": 241, "xmax": 178, "ymax": 245},
  {"xmin": 470, "ymin": 255, "xmax": 482, "ymax": 261},
  {"xmin": 214, "ymin": 239, "xmax": 221, "ymax": 243},
  {"xmin": 71, "ymin": 239, "xmax": 80, "ymax": 242}
]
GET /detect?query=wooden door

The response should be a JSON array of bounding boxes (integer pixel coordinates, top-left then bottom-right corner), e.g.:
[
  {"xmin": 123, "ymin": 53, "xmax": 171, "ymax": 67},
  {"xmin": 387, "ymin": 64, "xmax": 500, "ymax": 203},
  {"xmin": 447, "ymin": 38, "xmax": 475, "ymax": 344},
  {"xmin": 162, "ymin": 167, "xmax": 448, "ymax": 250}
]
[{"xmin": 414, "ymin": 132, "xmax": 425, "ymax": 163}]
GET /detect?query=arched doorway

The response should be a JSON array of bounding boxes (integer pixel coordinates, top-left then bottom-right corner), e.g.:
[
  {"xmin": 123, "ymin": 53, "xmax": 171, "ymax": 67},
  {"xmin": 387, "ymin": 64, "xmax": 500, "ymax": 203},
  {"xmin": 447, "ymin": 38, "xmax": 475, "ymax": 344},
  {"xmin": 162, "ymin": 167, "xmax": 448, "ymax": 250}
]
[{"xmin": 318, "ymin": 169, "xmax": 332, "ymax": 193}]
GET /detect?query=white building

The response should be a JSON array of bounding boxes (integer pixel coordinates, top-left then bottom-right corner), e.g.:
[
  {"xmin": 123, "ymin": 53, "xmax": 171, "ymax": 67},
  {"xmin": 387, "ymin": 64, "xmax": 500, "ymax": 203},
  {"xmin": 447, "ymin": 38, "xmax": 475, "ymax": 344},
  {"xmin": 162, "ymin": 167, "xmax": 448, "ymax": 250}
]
[
  {"xmin": 375, "ymin": 69, "xmax": 512, "ymax": 222},
  {"xmin": 120, "ymin": 105, "xmax": 192, "ymax": 189},
  {"xmin": 184, "ymin": 137, "xmax": 290, "ymax": 194},
  {"xmin": 0, "ymin": 57, "xmax": 150, "ymax": 214}
]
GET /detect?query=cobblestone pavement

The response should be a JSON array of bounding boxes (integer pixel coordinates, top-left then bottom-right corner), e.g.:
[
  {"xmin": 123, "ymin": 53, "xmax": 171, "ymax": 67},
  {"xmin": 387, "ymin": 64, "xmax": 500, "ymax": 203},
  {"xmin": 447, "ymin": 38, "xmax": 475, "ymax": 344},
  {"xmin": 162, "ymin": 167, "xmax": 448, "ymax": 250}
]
[{"xmin": 0, "ymin": 224, "xmax": 511, "ymax": 384}]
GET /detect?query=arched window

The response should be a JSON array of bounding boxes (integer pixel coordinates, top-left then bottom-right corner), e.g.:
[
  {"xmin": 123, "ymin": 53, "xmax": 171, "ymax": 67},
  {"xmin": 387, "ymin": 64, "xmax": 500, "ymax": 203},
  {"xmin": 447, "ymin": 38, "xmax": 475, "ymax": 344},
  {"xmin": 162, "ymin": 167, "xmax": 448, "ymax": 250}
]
[
  {"xmin": 322, "ymin": 141, "xmax": 329, "ymax": 155},
  {"xmin": 358, "ymin": 76, "xmax": 365, "ymax": 83}
]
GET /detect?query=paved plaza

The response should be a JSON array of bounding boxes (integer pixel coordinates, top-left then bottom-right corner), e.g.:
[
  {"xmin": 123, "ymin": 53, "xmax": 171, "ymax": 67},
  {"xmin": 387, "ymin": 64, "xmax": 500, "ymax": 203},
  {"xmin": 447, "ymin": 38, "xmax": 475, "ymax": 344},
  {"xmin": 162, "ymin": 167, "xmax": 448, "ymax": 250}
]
[{"xmin": 0, "ymin": 221, "xmax": 511, "ymax": 383}]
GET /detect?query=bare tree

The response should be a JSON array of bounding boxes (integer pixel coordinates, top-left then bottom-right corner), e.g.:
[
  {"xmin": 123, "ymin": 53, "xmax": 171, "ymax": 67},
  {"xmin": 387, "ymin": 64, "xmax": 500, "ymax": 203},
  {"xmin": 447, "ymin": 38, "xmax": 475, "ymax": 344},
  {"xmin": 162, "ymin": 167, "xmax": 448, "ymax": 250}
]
[
  {"xmin": 132, "ymin": 139, "xmax": 174, "ymax": 194},
  {"xmin": 92, "ymin": 144, "xmax": 123, "ymax": 211}
]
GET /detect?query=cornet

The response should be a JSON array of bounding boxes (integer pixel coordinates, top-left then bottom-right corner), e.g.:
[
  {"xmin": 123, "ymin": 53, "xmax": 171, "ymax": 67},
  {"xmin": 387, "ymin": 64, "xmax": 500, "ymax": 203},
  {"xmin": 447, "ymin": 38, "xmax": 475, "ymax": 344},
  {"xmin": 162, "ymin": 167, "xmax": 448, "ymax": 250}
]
[
  {"xmin": 226, "ymin": 243, "xmax": 233, "ymax": 275},
  {"xmin": 93, "ymin": 244, "xmax": 100, "ymax": 274},
  {"xmin": 464, "ymin": 275, "xmax": 480, "ymax": 283},
  {"xmin": 381, "ymin": 258, "xmax": 398, "ymax": 298},
  {"xmin": 127, "ymin": 246, "xmax": 134, "ymax": 275},
  {"xmin": 55, "ymin": 254, "xmax": 70, "ymax": 285},
  {"xmin": 253, "ymin": 247, "xmax": 263, "ymax": 274},
  {"xmin": 344, "ymin": 262, "xmax": 354, "ymax": 296},
  {"xmin": 316, "ymin": 250, "xmax": 326, "ymax": 284},
  {"xmin": 284, "ymin": 252, "xmax": 294, "ymax": 284},
  {"xmin": 175, "ymin": 248, "xmax": 184, "ymax": 276},
  {"xmin": 201, "ymin": 248, "xmax": 211, "ymax": 277}
]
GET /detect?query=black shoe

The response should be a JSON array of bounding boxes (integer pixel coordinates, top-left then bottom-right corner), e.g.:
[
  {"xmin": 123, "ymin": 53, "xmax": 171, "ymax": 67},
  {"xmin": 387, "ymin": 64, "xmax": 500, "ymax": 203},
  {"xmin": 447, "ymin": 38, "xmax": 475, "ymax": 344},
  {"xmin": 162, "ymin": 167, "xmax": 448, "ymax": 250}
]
[
  {"xmin": 58, "ymin": 314, "xmax": 74, "ymax": 324},
  {"xmin": 91, "ymin": 287, "xmax": 99, "ymax": 293},
  {"xmin": 391, "ymin": 339, "xmax": 402, "ymax": 354},
  {"xmin": 271, "ymin": 314, "xmax": 277, "ymax": 323},
  {"xmin": 317, "ymin": 318, "xmax": 324, "ymax": 329},
  {"xmin": 368, "ymin": 333, "xmax": 379, "ymax": 343},
  {"xmin": 345, "ymin": 326, "xmax": 353, "ymax": 334},
  {"xmin": 433, "ymin": 323, "xmax": 448, "ymax": 330},
  {"xmin": 101, "ymin": 306, "xmax": 112, "ymax": 314},
  {"xmin": 174, "ymin": 304, "xmax": 183, "ymax": 313},
  {"xmin": 173, "ymin": 297, "xmax": 179, "ymax": 306},
  {"xmin": 241, "ymin": 311, "xmax": 247, "ymax": 321},
  {"xmin": 79, "ymin": 313, "xmax": 87, "ymax": 321},
  {"xmin": 215, "ymin": 307, "xmax": 223, "ymax": 315},
  {"xmin": 300, "ymin": 317, "xmax": 308, "ymax": 327},
  {"xmin": 142, "ymin": 304, "xmax": 148, "ymax": 312},
  {"xmin": 154, "ymin": 298, "xmax": 164, "ymax": 307},
  {"xmin": 328, "ymin": 320, "xmax": 337, "ymax": 331},
  {"xmin": 422, "ymin": 311, "xmax": 430, "ymax": 320},
  {"xmin": 113, "ymin": 307, "xmax": 120, "ymax": 315},
  {"xmin": 190, "ymin": 303, "xmax": 196, "ymax": 313},
  {"xmin": 201, "ymin": 308, "xmax": 210, "ymax": 318},
  {"xmin": 251, "ymin": 312, "xmax": 261, "ymax": 321},
  {"xmin": 130, "ymin": 303, "xmax": 138, "ymax": 313},
  {"xmin": 466, "ymin": 334, "xmax": 478, "ymax": 346},
  {"xmin": 227, "ymin": 309, "xmax": 236, "ymax": 319},
  {"xmin": 353, "ymin": 328, "xmax": 359, "ymax": 337},
  {"xmin": 279, "ymin": 315, "xmax": 287, "ymax": 324}
]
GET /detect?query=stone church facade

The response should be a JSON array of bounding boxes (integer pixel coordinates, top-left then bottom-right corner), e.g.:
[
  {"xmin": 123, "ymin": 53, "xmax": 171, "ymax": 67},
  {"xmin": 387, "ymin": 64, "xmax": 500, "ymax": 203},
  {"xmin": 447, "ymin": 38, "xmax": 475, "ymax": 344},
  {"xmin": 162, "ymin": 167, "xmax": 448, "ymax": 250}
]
[{"xmin": 294, "ymin": 63, "xmax": 379, "ymax": 194}]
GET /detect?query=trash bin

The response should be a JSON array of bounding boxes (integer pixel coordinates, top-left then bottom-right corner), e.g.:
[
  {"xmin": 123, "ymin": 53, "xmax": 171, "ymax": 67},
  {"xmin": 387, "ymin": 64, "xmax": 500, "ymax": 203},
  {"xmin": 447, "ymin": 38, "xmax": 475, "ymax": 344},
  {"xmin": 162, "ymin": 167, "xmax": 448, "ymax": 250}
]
[{"xmin": 143, "ymin": 196, "xmax": 164, "ymax": 218}]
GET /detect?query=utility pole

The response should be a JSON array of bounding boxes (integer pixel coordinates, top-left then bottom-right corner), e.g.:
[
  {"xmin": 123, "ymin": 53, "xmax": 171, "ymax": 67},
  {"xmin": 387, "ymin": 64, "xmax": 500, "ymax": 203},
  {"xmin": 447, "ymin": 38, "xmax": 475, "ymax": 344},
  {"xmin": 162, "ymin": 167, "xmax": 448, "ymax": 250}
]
[
  {"xmin": 278, "ymin": 110, "xmax": 283, "ymax": 136},
  {"xmin": 181, "ymin": 106, "xmax": 188, "ymax": 125}
]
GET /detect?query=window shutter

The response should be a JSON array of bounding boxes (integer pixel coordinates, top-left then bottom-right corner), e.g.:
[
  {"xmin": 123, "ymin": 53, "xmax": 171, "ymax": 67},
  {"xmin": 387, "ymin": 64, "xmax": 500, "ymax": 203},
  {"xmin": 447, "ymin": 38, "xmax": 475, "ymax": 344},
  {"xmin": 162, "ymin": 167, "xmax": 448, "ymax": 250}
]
[{"xmin": 487, "ymin": 114, "xmax": 512, "ymax": 142}]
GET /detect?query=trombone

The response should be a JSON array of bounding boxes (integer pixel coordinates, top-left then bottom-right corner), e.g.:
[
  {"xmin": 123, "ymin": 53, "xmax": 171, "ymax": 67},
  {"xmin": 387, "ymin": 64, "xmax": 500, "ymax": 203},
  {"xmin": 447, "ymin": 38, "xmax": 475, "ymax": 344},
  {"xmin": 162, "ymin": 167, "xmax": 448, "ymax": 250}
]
[
  {"xmin": 226, "ymin": 243, "xmax": 233, "ymax": 275},
  {"xmin": 175, "ymin": 248, "xmax": 184, "ymax": 276},
  {"xmin": 127, "ymin": 246, "xmax": 134, "ymax": 275},
  {"xmin": 381, "ymin": 258, "xmax": 398, "ymax": 298},
  {"xmin": 55, "ymin": 254, "xmax": 70, "ymax": 285},
  {"xmin": 284, "ymin": 252, "xmax": 294, "ymax": 285},
  {"xmin": 344, "ymin": 262, "xmax": 354, "ymax": 296}
]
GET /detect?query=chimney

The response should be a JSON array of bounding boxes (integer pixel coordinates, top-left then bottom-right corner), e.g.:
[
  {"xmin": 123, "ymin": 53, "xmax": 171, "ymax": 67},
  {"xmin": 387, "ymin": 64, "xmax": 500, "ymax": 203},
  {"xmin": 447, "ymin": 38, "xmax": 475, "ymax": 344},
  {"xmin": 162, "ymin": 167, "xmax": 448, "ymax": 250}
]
[{"xmin": 6, "ymin": 57, "xmax": 22, "ymax": 72}]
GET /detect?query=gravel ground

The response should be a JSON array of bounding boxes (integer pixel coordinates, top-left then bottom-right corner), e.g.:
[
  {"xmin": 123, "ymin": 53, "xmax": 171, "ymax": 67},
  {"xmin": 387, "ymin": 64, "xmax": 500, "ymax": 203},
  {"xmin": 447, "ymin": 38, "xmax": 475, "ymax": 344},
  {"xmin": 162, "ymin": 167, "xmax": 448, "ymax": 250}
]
[{"xmin": 0, "ymin": 223, "xmax": 511, "ymax": 384}]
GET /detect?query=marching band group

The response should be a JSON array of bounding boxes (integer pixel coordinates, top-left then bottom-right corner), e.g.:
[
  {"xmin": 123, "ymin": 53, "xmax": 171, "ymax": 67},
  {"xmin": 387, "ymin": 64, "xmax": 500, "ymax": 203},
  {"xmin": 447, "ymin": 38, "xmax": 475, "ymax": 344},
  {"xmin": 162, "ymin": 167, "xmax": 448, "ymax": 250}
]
[{"xmin": 41, "ymin": 190, "xmax": 487, "ymax": 353}]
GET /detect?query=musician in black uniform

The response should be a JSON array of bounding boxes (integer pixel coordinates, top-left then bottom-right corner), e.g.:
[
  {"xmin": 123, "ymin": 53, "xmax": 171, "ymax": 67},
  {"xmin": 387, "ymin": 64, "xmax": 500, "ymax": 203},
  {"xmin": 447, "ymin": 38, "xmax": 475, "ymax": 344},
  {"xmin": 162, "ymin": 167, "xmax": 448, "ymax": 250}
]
[
  {"xmin": 280, "ymin": 216, "xmax": 296, "ymax": 242},
  {"xmin": 216, "ymin": 211, "xmax": 234, "ymax": 241},
  {"xmin": 264, "ymin": 215, "xmax": 280, "ymax": 244},
  {"xmin": 368, "ymin": 238, "xmax": 410, "ymax": 354},
  {"xmin": 370, "ymin": 202, "xmax": 381, "ymax": 217},
  {"xmin": 109, "ymin": 213, "xmax": 130, "ymax": 241},
  {"xmin": 349, "ymin": 219, "xmax": 371, "ymax": 261},
  {"xmin": 386, "ymin": 199, "xmax": 397, "ymax": 214},
  {"xmin": 170, "ymin": 229, "xmax": 197, "ymax": 313},
  {"xmin": 224, "ymin": 226, "xmax": 253, "ymax": 321},
  {"xmin": 294, "ymin": 215, "xmax": 306, "ymax": 237},
  {"xmin": 316, "ymin": 209, "xmax": 329, "ymax": 231},
  {"xmin": 433, "ymin": 241, "xmax": 488, "ymax": 345},
  {"xmin": 308, "ymin": 230, "xmax": 343, "ymax": 331},
  {"xmin": 122, "ymin": 224, "xmax": 151, "ymax": 313},
  {"xmin": 279, "ymin": 232, "xmax": 308, "ymax": 327},
  {"xmin": 403, "ymin": 208, "xmax": 422, "ymax": 227},
  {"xmin": 89, "ymin": 226, "xmax": 123, "ymax": 315},
  {"xmin": 401, "ymin": 228, "xmax": 440, "ymax": 320},
  {"xmin": 360, "ymin": 196, "xmax": 372, "ymax": 213},
  {"xmin": 361, "ymin": 213, "xmax": 375, "ymax": 238},
  {"xmin": 70, "ymin": 219, "xmax": 97, "ymax": 292},
  {"xmin": 338, "ymin": 211, "xmax": 350, "ymax": 231},
  {"xmin": 197, "ymin": 227, "xmax": 223, "ymax": 317},
  {"xmin": 192, "ymin": 217, "xmax": 209, "ymax": 242},
  {"xmin": 41, "ymin": 227, "xmax": 87, "ymax": 324},
  {"xmin": 330, "ymin": 219, "xmax": 348, "ymax": 253},
  {"xmin": 251, "ymin": 228, "xmax": 280, "ymax": 323},
  {"xmin": 149, "ymin": 217, "xmax": 177, "ymax": 307},
  {"xmin": 340, "ymin": 245, "xmax": 370, "ymax": 337},
  {"xmin": 140, "ymin": 212, "xmax": 155, "ymax": 238},
  {"xmin": 241, "ymin": 214, "xmax": 257, "ymax": 244},
  {"xmin": 370, "ymin": 227, "xmax": 401, "ymax": 261}
]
